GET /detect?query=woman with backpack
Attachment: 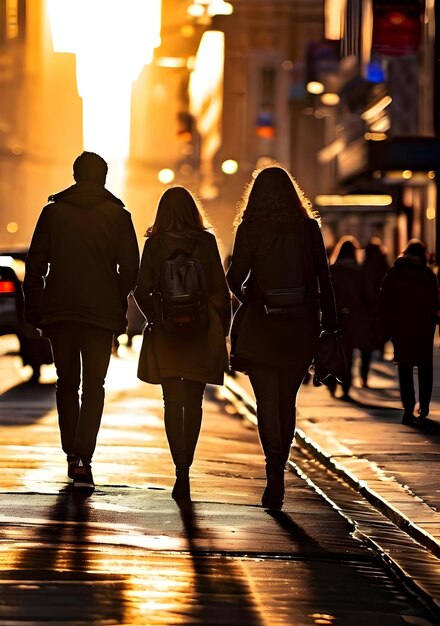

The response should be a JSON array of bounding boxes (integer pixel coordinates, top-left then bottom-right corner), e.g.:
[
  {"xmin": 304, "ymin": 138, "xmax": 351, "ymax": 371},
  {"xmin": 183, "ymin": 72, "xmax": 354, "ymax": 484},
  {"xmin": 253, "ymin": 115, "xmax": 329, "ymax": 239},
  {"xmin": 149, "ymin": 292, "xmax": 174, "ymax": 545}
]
[
  {"xmin": 134, "ymin": 186, "xmax": 230, "ymax": 501},
  {"xmin": 226, "ymin": 166, "xmax": 338, "ymax": 510}
]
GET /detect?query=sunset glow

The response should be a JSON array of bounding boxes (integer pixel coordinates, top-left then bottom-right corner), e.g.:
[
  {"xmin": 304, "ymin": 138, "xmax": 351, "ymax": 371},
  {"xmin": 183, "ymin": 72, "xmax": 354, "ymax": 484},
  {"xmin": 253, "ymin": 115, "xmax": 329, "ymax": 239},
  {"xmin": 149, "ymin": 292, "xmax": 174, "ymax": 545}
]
[{"xmin": 47, "ymin": 0, "xmax": 162, "ymax": 159}]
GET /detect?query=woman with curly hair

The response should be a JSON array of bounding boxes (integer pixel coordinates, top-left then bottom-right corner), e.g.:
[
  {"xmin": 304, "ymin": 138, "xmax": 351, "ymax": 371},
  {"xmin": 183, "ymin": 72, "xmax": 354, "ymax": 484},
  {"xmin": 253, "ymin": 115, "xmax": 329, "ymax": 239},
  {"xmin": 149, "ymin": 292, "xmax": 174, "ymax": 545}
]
[{"xmin": 226, "ymin": 166, "xmax": 337, "ymax": 509}]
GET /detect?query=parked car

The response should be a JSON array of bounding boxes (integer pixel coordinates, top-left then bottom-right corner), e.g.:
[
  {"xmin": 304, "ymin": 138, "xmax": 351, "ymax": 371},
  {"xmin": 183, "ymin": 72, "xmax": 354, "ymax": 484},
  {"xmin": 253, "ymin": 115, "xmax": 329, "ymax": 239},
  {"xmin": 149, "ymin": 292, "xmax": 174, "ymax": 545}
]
[{"xmin": 0, "ymin": 245, "xmax": 53, "ymax": 383}]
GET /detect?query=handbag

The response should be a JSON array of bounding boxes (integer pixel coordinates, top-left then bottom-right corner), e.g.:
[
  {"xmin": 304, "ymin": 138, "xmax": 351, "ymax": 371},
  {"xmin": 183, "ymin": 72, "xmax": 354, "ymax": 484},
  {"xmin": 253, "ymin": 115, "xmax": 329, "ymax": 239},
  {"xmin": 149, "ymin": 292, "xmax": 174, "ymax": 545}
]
[
  {"xmin": 314, "ymin": 330, "xmax": 348, "ymax": 387},
  {"xmin": 137, "ymin": 322, "xmax": 161, "ymax": 384}
]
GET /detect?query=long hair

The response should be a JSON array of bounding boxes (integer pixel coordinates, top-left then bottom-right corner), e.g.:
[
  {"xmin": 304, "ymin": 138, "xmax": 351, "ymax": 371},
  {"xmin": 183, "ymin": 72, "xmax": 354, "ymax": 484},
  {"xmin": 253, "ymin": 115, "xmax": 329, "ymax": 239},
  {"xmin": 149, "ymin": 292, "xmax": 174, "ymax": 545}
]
[
  {"xmin": 147, "ymin": 186, "xmax": 211, "ymax": 236},
  {"xmin": 234, "ymin": 165, "xmax": 320, "ymax": 228},
  {"xmin": 330, "ymin": 235, "xmax": 361, "ymax": 265}
]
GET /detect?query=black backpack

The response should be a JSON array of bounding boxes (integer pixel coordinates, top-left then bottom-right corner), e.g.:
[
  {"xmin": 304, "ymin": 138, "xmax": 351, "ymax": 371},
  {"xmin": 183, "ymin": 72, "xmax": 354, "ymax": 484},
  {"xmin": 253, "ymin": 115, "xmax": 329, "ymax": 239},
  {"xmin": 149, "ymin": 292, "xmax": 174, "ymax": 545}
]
[{"xmin": 157, "ymin": 240, "xmax": 208, "ymax": 333}]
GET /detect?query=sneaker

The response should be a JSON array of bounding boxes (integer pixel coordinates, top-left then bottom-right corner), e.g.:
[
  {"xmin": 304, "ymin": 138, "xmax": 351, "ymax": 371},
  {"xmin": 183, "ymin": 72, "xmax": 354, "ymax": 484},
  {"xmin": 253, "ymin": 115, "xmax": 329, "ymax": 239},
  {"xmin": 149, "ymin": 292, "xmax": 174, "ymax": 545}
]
[
  {"xmin": 67, "ymin": 454, "xmax": 78, "ymax": 479},
  {"xmin": 73, "ymin": 460, "xmax": 95, "ymax": 490}
]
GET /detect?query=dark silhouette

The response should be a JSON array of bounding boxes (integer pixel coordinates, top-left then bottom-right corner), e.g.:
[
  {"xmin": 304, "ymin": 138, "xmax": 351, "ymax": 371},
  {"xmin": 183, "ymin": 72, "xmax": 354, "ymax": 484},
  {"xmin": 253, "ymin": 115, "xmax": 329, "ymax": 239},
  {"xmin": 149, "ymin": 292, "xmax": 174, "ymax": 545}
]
[
  {"xmin": 359, "ymin": 237, "xmax": 389, "ymax": 387},
  {"xmin": 1, "ymin": 264, "xmax": 53, "ymax": 382},
  {"xmin": 226, "ymin": 166, "xmax": 337, "ymax": 510},
  {"xmin": 23, "ymin": 151, "xmax": 139, "ymax": 490},
  {"xmin": 379, "ymin": 239, "xmax": 438, "ymax": 426},
  {"xmin": 329, "ymin": 235, "xmax": 366, "ymax": 399},
  {"xmin": 134, "ymin": 186, "xmax": 230, "ymax": 501}
]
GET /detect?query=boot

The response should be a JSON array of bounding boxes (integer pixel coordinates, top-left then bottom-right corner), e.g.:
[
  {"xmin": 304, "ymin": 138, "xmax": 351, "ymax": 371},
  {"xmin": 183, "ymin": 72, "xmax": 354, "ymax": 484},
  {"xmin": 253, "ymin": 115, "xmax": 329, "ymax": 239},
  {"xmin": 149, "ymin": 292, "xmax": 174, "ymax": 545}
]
[
  {"xmin": 262, "ymin": 461, "xmax": 285, "ymax": 510},
  {"xmin": 172, "ymin": 466, "xmax": 190, "ymax": 501}
]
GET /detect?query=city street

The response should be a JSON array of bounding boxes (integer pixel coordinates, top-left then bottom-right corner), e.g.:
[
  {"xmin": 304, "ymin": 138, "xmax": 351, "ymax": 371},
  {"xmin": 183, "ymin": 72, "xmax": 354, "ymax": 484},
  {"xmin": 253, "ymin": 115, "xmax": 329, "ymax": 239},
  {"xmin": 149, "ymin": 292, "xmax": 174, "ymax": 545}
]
[{"xmin": 0, "ymin": 336, "xmax": 437, "ymax": 625}]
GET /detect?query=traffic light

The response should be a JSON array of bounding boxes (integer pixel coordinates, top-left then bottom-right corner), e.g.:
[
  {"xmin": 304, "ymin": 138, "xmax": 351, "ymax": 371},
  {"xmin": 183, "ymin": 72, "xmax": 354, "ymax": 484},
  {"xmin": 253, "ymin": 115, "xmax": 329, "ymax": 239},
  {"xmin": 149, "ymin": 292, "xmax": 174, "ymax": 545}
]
[{"xmin": 372, "ymin": 0, "xmax": 423, "ymax": 56}]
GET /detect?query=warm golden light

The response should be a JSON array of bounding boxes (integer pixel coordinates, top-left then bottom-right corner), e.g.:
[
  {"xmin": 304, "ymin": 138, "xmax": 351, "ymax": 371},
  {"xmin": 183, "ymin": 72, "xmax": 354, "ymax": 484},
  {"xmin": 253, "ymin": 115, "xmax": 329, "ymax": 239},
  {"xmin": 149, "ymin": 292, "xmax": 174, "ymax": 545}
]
[
  {"xmin": 187, "ymin": 4, "xmax": 204, "ymax": 17},
  {"xmin": 317, "ymin": 139, "xmax": 345, "ymax": 164},
  {"xmin": 47, "ymin": 0, "xmax": 162, "ymax": 160},
  {"xmin": 427, "ymin": 207, "xmax": 436, "ymax": 220},
  {"xmin": 402, "ymin": 170, "xmax": 413, "ymax": 179},
  {"xmin": 221, "ymin": 159, "xmax": 238, "ymax": 174},
  {"xmin": 315, "ymin": 194, "xmax": 393, "ymax": 206},
  {"xmin": 320, "ymin": 93, "xmax": 340, "ymax": 106},
  {"xmin": 157, "ymin": 168, "xmax": 175, "ymax": 184},
  {"xmin": 361, "ymin": 96, "xmax": 392, "ymax": 121},
  {"xmin": 189, "ymin": 31, "xmax": 224, "ymax": 169},
  {"xmin": 6, "ymin": 221, "xmax": 18, "ymax": 233},
  {"xmin": 208, "ymin": 0, "xmax": 234, "ymax": 15},
  {"xmin": 307, "ymin": 81, "xmax": 325, "ymax": 95},
  {"xmin": 324, "ymin": 0, "xmax": 346, "ymax": 39},
  {"xmin": 364, "ymin": 132, "xmax": 387, "ymax": 141}
]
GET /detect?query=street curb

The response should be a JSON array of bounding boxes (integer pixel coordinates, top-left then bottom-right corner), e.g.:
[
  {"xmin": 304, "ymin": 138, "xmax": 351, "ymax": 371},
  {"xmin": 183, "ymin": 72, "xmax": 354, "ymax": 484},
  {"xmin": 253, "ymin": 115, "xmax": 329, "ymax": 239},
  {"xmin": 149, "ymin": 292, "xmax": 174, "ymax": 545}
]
[{"xmin": 223, "ymin": 374, "xmax": 440, "ymax": 561}]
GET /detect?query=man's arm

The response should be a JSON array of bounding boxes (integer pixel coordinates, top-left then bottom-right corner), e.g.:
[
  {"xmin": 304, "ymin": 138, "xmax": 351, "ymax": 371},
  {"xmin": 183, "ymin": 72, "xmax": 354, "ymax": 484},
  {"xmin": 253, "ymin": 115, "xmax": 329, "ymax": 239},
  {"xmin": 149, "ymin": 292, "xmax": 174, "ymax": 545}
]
[
  {"xmin": 23, "ymin": 206, "xmax": 51, "ymax": 327},
  {"xmin": 117, "ymin": 211, "xmax": 140, "ymax": 309}
]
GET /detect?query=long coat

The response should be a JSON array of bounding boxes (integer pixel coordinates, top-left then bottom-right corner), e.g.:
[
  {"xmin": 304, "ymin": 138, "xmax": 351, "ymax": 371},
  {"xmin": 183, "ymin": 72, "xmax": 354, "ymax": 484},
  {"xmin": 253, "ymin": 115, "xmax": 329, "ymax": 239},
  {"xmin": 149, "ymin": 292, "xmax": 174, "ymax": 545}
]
[
  {"xmin": 379, "ymin": 255, "xmax": 438, "ymax": 364},
  {"xmin": 134, "ymin": 229, "xmax": 230, "ymax": 385},
  {"xmin": 24, "ymin": 182, "xmax": 139, "ymax": 334},
  {"xmin": 226, "ymin": 218, "xmax": 337, "ymax": 371},
  {"xmin": 330, "ymin": 257, "xmax": 368, "ymax": 351}
]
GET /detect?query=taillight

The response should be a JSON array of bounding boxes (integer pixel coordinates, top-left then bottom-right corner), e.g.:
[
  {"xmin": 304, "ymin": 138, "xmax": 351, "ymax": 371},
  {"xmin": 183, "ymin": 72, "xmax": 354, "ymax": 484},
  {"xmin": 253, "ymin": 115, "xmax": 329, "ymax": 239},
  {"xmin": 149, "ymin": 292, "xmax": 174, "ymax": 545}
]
[{"xmin": 0, "ymin": 281, "xmax": 16, "ymax": 294}]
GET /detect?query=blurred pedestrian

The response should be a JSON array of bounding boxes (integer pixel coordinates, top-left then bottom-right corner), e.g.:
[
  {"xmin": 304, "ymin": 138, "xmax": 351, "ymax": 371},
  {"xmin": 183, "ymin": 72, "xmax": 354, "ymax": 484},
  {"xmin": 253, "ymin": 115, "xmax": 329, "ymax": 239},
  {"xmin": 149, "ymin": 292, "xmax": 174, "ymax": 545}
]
[
  {"xmin": 24, "ymin": 151, "xmax": 139, "ymax": 490},
  {"xmin": 379, "ymin": 239, "xmax": 438, "ymax": 426},
  {"xmin": 134, "ymin": 186, "xmax": 230, "ymax": 501},
  {"xmin": 226, "ymin": 166, "xmax": 337, "ymax": 510},
  {"xmin": 329, "ymin": 235, "xmax": 366, "ymax": 399},
  {"xmin": 359, "ymin": 237, "xmax": 389, "ymax": 387}
]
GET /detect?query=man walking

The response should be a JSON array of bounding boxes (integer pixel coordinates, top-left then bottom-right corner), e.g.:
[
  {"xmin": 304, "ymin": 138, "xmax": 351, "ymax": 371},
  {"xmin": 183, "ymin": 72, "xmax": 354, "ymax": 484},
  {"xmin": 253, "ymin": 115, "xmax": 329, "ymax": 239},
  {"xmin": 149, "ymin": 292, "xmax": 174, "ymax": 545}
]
[{"xmin": 24, "ymin": 152, "xmax": 139, "ymax": 490}]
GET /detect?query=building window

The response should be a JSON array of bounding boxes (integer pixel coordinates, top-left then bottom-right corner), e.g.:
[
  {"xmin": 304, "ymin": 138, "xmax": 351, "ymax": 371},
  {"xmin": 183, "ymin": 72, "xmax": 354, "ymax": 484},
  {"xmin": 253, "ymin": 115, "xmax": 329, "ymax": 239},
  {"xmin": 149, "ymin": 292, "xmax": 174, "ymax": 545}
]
[
  {"xmin": 260, "ymin": 67, "xmax": 276, "ymax": 109},
  {"xmin": 0, "ymin": 0, "xmax": 26, "ymax": 48}
]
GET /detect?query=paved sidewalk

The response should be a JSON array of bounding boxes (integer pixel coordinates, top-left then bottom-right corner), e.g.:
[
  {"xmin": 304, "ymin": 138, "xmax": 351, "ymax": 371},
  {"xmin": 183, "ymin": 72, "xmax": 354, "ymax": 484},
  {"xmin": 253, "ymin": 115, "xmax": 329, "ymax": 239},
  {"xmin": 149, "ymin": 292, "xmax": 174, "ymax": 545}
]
[{"xmin": 224, "ymin": 341, "xmax": 440, "ymax": 561}]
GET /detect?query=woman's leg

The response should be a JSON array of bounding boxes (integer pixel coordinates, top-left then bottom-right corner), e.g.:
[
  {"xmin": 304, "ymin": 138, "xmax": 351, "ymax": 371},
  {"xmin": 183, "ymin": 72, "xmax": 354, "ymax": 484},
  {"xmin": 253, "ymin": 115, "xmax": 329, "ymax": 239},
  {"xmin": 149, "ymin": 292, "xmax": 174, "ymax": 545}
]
[
  {"xmin": 161, "ymin": 378, "xmax": 205, "ymax": 501},
  {"xmin": 360, "ymin": 350, "xmax": 372, "ymax": 387},
  {"xmin": 161, "ymin": 378, "xmax": 186, "ymax": 468},
  {"xmin": 182, "ymin": 379, "xmax": 205, "ymax": 467},
  {"xmin": 248, "ymin": 366, "xmax": 283, "ymax": 464},
  {"xmin": 278, "ymin": 361, "xmax": 310, "ymax": 466},
  {"xmin": 248, "ymin": 366, "xmax": 284, "ymax": 509},
  {"xmin": 397, "ymin": 363, "xmax": 415, "ymax": 420},
  {"xmin": 418, "ymin": 359, "xmax": 433, "ymax": 418}
]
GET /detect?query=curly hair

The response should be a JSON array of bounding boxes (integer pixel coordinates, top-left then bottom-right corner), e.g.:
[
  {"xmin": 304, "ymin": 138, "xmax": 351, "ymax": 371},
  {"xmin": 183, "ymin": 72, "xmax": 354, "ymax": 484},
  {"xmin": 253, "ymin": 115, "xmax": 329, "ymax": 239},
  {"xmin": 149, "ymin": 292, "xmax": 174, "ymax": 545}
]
[{"xmin": 233, "ymin": 165, "xmax": 320, "ymax": 228}]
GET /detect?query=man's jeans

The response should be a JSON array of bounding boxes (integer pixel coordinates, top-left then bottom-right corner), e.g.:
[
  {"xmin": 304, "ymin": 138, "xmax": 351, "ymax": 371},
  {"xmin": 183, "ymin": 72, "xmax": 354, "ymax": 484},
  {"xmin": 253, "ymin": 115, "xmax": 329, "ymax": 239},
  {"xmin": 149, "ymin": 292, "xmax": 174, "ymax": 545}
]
[{"xmin": 45, "ymin": 321, "xmax": 114, "ymax": 464}]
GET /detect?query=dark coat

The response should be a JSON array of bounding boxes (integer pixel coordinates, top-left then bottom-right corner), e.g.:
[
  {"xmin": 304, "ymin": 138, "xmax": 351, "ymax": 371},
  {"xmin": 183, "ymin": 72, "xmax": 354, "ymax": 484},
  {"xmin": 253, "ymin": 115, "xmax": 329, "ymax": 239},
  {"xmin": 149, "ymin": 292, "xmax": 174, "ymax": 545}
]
[
  {"xmin": 379, "ymin": 255, "xmax": 438, "ymax": 364},
  {"xmin": 330, "ymin": 258, "xmax": 368, "ymax": 350},
  {"xmin": 23, "ymin": 182, "xmax": 140, "ymax": 334},
  {"xmin": 226, "ymin": 218, "xmax": 338, "ymax": 371},
  {"xmin": 134, "ymin": 229, "xmax": 231, "ymax": 385},
  {"xmin": 359, "ymin": 249, "xmax": 389, "ymax": 351}
]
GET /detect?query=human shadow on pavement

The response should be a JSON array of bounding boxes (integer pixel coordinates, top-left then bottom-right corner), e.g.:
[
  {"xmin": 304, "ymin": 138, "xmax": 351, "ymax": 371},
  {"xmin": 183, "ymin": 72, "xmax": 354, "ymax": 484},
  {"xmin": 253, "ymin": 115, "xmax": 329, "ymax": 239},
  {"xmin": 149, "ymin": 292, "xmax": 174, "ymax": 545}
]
[
  {"xmin": 0, "ymin": 380, "xmax": 55, "ymax": 425},
  {"xmin": 265, "ymin": 510, "xmax": 437, "ymax": 624},
  {"xmin": 177, "ymin": 501, "xmax": 265, "ymax": 625},
  {"xmin": 1, "ymin": 488, "xmax": 128, "ymax": 624}
]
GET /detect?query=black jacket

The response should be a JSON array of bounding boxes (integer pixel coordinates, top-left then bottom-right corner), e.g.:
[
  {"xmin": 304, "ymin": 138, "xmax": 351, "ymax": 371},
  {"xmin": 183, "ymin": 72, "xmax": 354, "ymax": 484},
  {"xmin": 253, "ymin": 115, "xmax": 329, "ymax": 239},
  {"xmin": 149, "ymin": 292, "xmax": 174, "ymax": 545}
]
[
  {"xmin": 380, "ymin": 255, "xmax": 438, "ymax": 364},
  {"xmin": 330, "ymin": 257, "xmax": 369, "ymax": 350},
  {"xmin": 24, "ymin": 182, "xmax": 139, "ymax": 334},
  {"xmin": 227, "ymin": 218, "xmax": 337, "ymax": 370},
  {"xmin": 134, "ymin": 229, "xmax": 231, "ymax": 384}
]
